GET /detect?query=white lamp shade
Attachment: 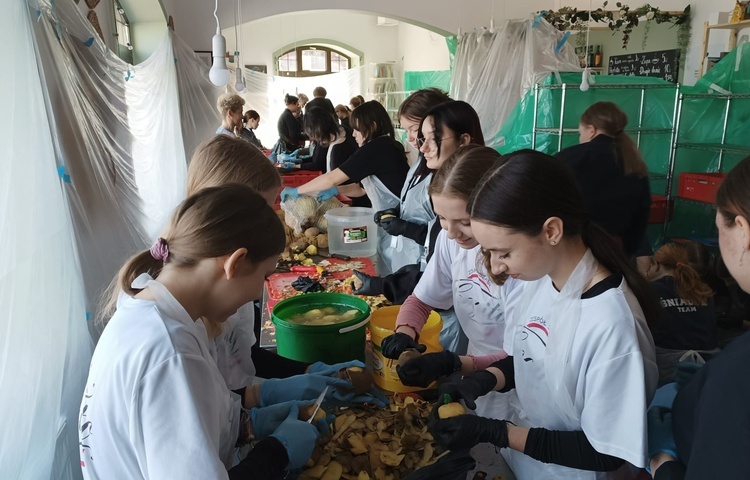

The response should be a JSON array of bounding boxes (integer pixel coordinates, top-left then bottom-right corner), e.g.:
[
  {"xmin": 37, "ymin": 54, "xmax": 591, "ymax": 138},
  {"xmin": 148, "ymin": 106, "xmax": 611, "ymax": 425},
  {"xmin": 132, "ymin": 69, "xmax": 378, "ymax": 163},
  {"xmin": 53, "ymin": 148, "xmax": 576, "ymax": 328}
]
[
  {"xmin": 234, "ymin": 68, "xmax": 245, "ymax": 92},
  {"xmin": 209, "ymin": 33, "xmax": 229, "ymax": 87}
]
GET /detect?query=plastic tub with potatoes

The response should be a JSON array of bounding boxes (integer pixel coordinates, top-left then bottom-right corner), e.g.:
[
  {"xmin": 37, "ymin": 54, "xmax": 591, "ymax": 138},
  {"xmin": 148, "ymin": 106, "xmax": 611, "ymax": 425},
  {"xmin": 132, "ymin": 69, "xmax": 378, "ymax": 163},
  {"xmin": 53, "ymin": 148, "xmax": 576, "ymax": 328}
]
[{"xmin": 271, "ymin": 292, "xmax": 371, "ymax": 364}]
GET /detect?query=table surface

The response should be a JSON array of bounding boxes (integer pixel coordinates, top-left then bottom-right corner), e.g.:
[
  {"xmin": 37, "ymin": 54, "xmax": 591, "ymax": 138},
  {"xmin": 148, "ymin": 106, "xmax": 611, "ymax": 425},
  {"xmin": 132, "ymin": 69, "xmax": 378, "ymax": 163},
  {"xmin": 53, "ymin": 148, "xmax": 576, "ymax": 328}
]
[{"xmin": 259, "ymin": 255, "xmax": 377, "ymax": 348}]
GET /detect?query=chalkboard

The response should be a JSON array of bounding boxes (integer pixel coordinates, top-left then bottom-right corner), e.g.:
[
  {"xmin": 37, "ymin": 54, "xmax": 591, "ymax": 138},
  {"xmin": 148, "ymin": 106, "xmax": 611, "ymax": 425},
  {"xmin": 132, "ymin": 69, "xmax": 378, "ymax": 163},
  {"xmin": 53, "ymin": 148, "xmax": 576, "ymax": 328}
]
[{"xmin": 608, "ymin": 49, "xmax": 680, "ymax": 83}]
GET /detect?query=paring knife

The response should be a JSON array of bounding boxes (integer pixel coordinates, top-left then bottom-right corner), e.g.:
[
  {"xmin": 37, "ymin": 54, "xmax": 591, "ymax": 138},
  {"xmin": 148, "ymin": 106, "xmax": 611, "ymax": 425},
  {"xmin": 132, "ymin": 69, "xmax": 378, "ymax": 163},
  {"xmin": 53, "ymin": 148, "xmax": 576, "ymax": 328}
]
[{"xmin": 307, "ymin": 386, "xmax": 329, "ymax": 423}]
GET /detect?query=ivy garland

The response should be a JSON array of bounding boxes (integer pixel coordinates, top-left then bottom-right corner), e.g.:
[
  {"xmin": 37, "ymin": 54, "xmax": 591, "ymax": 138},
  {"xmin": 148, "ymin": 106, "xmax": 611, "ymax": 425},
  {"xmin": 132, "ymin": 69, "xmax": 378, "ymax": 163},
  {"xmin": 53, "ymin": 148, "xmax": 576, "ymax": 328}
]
[{"xmin": 541, "ymin": 2, "xmax": 691, "ymax": 50}]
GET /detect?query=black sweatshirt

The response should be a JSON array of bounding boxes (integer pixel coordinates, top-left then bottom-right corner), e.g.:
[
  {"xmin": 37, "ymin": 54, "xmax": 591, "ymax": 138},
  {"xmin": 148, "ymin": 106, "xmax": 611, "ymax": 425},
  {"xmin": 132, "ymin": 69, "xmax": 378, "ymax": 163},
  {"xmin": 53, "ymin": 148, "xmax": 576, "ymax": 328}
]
[
  {"xmin": 556, "ymin": 135, "xmax": 650, "ymax": 256},
  {"xmin": 654, "ymin": 331, "xmax": 750, "ymax": 480},
  {"xmin": 277, "ymin": 109, "xmax": 305, "ymax": 153}
]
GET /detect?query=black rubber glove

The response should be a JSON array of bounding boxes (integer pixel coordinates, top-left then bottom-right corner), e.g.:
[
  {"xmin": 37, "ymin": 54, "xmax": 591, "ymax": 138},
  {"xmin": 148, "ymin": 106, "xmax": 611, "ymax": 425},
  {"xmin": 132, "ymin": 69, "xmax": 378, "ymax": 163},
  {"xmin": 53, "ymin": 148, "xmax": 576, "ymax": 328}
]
[
  {"xmin": 401, "ymin": 448, "xmax": 476, "ymax": 480},
  {"xmin": 352, "ymin": 270, "xmax": 384, "ymax": 296},
  {"xmin": 396, "ymin": 351, "xmax": 462, "ymax": 388},
  {"xmin": 381, "ymin": 332, "xmax": 427, "ymax": 359},
  {"xmin": 374, "ymin": 207, "xmax": 400, "ymax": 225},
  {"xmin": 429, "ymin": 414, "xmax": 510, "ymax": 451},
  {"xmin": 290, "ymin": 276, "xmax": 324, "ymax": 293},
  {"xmin": 380, "ymin": 216, "xmax": 410, "ymax": 237},
  {"xmin": 438, "ymin": 370, "xmax": 498, "ymax": 410}
]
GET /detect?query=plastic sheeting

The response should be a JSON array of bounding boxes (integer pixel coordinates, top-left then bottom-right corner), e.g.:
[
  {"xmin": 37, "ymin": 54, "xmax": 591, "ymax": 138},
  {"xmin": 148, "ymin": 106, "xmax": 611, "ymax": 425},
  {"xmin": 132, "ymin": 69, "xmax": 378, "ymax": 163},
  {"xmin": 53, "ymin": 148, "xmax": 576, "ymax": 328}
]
[
  {"xmin": 449, "ymin": 17, "xmax": 582, "ymax": 149},
  {"xmin": 0, "ymin": 1, "xmax": 92, "ymax": 478},
  {"xmin": 663, "ymin": 43, "xmax": 750, "ymax": 241},
  {"xmin": 404, "ymin": 70, "xmax": 451, "ymax": 92},
  {"xmin": 2, "ymin": 1, "xmax": 373, "ymax": 476},
  {"xmin": 497, "ymin": 73, "xmax": 677, "ymax": 173}
]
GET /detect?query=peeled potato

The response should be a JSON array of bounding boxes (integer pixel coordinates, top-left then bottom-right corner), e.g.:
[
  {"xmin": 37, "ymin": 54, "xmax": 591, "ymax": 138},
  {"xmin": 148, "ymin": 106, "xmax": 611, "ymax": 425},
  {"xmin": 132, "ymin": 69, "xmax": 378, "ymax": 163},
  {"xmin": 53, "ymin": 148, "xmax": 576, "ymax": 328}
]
[
  {"xmin": 437, "ymin": 402, "xmax": 466, "ymax": 419},
  {"xmin": 299, "ymin": 404, "xmax": 327, "ymax": 424}
]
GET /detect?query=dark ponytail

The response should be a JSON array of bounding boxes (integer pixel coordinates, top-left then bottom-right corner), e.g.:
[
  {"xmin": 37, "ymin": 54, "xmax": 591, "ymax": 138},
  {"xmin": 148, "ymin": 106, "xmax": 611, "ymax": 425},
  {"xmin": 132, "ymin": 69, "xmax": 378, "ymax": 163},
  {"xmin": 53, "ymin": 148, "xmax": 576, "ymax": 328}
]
[
  {"xmin": 582, "ymin": 222, "xmax": 662, "ymax": 331},
  {"xmin": 469, "ymin": 150, "xmax": 661, "ymax": 331}
]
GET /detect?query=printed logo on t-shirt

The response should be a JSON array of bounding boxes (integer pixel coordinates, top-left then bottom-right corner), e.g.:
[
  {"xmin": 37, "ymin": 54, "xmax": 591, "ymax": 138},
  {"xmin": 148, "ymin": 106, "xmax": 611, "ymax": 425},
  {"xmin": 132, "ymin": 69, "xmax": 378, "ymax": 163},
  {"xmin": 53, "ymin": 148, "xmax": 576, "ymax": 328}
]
[
  {"xmin": 79, "ymin": 383, "xmax": 95, "ymax": 468},
  {"xmin": 520, "ymin": 316, "xmax": 549, "ymax": 362},
  {"xmin": 660, "ymin": 297, "xmax": 698, "ymax": 313},
  {"xmin": 456, "ymin": 271, "xmax": 503, "ymax": 322}
]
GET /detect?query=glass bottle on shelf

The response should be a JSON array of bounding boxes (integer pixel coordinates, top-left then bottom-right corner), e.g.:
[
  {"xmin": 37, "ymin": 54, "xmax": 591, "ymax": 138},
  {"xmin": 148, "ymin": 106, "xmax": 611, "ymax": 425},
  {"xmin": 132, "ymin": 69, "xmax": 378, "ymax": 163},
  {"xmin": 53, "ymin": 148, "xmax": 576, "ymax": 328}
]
[{"xmin": 594, "ymin": 46, "xmax": 602, "ymax": 68}]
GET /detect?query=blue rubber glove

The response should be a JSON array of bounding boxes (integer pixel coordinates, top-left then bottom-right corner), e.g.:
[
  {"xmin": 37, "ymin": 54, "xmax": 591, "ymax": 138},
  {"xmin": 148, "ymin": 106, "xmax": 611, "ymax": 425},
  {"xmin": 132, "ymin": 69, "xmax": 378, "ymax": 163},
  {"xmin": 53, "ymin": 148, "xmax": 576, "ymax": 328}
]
[
  {"xmin": 250, "ymin": 400, "xmax": 331, "ymax": 440},
  {"xmin": 259, "ymin": 374, "xmax": 350, "ymax": 406},
  {"xmin": 270, "ymin": 404, "xmax": 321, "ymax": 469},
  {"xmin": 328, "ymin": 385, "xmax": 390, "ymax": 409},
  {"xmin": 307, "ymin": 360, "xmax": 366, "ymax": 377},
  {"xmin": 280, "ymin": 187, "xmax": 299, "ymax": 202},
  {"xmin": 317, "ymin": 187, "xmax": 338, "ymax": 202},
  {"xmin": 280, "ymin": 162, "xmax": 297, "ymax": 170},
  {"xmin": 647, "ymin": 406, "xmax": 678, "ymax": 460}
]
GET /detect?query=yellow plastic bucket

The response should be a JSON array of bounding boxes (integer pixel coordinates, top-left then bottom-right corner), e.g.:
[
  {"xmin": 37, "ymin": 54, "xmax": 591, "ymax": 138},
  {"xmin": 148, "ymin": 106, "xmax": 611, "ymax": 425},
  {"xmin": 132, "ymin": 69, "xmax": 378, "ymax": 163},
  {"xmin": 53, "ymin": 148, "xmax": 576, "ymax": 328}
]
[{"xmin": 369, "ymin": 305, "xmax": 442, "ymax": 393}]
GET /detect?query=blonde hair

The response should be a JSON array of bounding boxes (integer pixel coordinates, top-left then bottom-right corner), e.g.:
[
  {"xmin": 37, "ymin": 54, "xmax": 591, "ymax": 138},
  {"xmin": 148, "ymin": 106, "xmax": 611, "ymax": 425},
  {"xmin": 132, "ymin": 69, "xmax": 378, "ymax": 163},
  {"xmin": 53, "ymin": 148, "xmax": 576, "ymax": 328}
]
[
  {"xmin": 216, "ymin": 93, "xmax": 245, "ymax": 116},
  {"xmin": 187, "ymin": 135, "xmax": 281, "ymax": 196},
  {"xmin": 580, "ymin": 101, "xmax": 648, "ymax": 177},
  {"xmin": 101, "ymin": 185, "xmax": 285, "ymax": 328},
  {"xmin": 653, "ymin": 242, "xmax": 714, "ymax": 306},
  {"xmin": 297, "ymin": 93, "xmax": 309, "ymax": 104}
]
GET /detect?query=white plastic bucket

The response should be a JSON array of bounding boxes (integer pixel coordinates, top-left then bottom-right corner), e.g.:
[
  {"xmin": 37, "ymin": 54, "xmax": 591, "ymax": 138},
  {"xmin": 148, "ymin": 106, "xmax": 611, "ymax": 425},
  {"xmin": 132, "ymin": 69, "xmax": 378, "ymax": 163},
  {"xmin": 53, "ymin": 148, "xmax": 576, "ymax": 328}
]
[{"xmin": 325, "ymin": 207, "xmax": 377, "ymax": 258}]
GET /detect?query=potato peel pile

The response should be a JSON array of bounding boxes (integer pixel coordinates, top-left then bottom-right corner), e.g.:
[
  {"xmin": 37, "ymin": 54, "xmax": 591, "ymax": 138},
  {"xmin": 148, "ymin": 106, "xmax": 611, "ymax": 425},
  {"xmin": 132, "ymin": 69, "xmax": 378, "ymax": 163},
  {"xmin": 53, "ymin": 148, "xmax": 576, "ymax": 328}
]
[{"xmin": 299, "ymin": 394, "xmax": 447, "ymax": 480}]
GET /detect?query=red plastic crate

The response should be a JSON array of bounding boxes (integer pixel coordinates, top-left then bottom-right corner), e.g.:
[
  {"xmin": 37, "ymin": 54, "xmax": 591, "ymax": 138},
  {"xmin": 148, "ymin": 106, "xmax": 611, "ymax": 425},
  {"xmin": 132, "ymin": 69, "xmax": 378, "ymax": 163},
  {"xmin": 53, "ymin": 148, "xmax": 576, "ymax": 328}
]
[
  {"xmin": 677, "ymin": 172, "xmax": 727, "ymax": 204},
  {"xmin": 274, "ymin": 171, "xmax": 322, "ymax": 208},
  {"xmin": 281, "ymin": 170, "xmax": 321, "ymax": 188},
  {"xmin": 649, "ymin": 194, "xmax": 671, "ymax": 223}
]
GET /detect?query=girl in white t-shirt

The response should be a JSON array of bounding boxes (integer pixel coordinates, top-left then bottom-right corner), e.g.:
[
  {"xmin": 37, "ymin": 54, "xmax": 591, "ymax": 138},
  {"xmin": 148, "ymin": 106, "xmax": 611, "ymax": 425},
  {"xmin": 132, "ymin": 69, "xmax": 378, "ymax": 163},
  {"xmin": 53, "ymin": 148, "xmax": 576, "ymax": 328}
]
[
  {"xmin": 80, "ymin": 185, "xmax": 333, "ymax": 480},
  {"xmin": 386, "ymin": 146, "xmax": 513, "ymax": 417},
  {"xmin": 183, "ymin": 136, "xmax": 384, "ymax": 401},
  {"xmin": 430, "ymin": 150, "xmax": 660, "ymax": 480}
]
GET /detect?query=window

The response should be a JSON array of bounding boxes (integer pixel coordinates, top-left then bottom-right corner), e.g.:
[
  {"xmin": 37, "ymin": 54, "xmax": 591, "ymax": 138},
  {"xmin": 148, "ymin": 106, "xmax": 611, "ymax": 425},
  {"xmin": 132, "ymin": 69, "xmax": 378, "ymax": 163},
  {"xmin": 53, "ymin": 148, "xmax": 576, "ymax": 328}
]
[
  {"xmin": 277, "ymin": 45, "xmax": 350, "ymax": 77},
  {"xmin": 113, "ymin": 0, "xmax": 133, "ymax": 63}
]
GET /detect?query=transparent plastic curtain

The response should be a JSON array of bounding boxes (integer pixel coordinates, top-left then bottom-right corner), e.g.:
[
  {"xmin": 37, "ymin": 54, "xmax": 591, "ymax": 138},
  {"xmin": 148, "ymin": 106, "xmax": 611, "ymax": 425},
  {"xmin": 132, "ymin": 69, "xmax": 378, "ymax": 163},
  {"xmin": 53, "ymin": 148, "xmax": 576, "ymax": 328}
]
[
  {"xmin": 29, "ymin": 0, "xmax": 186, "ymax": 334},
  {"xmin": 0, "ymin": 0, "xmax": 91, "ymax": 478},
  {"xmin": 450, "ymin": 17, "xmax": 581, "ymax": 149}
]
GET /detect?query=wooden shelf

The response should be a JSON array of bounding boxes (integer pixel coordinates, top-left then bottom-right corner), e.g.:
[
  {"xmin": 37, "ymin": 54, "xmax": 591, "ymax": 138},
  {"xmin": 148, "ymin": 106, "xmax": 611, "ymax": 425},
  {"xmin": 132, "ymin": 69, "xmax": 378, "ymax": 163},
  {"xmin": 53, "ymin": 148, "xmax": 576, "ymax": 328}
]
[
  {"xmin": 706, "ymin": 19, "xmax": 750, "ymax": 31},
  {"xmin": 699, "ymin": 20, "xmax": 750, "ymax": 79}
]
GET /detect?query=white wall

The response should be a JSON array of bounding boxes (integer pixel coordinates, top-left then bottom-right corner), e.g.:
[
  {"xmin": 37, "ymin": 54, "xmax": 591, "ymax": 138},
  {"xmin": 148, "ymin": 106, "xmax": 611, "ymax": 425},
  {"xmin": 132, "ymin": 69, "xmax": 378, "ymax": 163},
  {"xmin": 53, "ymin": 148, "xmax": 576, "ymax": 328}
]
[
  {"xmin": 163, "ymin": 0, "xmax": 750, "ymax": 86},
  {"xmin": 399, "ymin": 22, "xmax": 450, "ymax": 72},
  {"xmin": 132, "ymin": 22, "xmax": 168, "ymax": 64},
  {"xmin": 225, "ymin": 11, "xmax": 400, "ymax": 74}
]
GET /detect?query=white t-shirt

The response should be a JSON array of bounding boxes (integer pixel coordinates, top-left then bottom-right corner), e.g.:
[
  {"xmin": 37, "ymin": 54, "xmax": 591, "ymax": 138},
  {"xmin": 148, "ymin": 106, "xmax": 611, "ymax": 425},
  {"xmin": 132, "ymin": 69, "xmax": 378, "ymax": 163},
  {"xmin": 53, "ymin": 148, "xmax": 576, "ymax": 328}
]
[
  {"xmin": 502, "ymin": 276, "xmax": 658, "ymax": 479},
  {"xmin": 79, "ymin": 289, "xmax": 240, "ymax": 479},
  {"xmin": 204, "ymin": 302, "xmax": 257, "ymax": 390},
  {"xmin": 414, "ymin": 230, "xmax": 506, "ymax": 356}
]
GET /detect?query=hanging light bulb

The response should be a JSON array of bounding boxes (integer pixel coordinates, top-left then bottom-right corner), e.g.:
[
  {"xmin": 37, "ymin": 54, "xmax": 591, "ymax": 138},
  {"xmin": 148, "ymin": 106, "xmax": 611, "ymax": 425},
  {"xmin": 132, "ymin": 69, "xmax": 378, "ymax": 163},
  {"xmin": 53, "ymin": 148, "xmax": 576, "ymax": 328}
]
[
  {"xmin": 580, "ymin": 67, "xmax": 590, "ymax": 92},
  {"xmin": 580, "ymin": 0, "xmax": 593, "ymax": 92},
  {"xmin": 209, "ymin": 0, "xmax": 230, "ymax": 86},
  {"xmin": 234, "ymin": 66, "xmax": 245, "ymax": 92}
]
